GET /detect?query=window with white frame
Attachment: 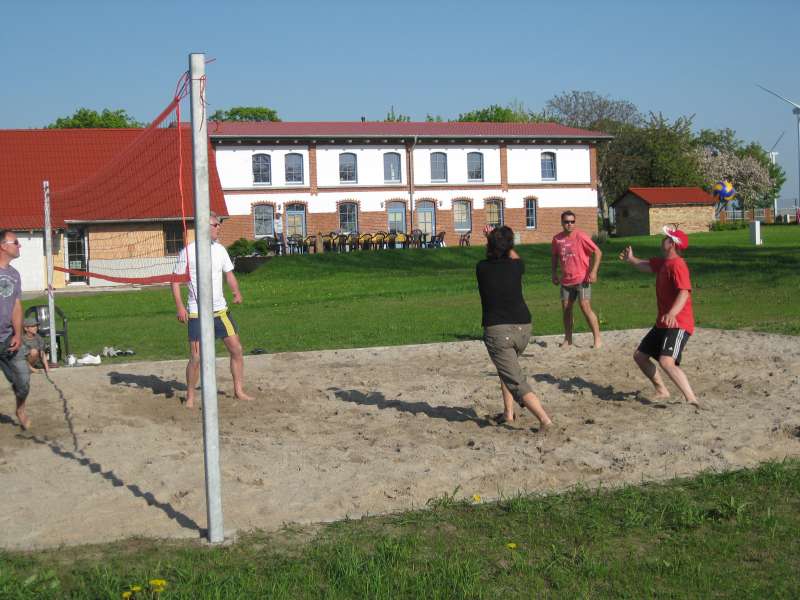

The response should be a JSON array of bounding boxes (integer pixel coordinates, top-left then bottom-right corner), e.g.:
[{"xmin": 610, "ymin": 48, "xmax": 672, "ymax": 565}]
[
  {"xmin": 384, "ymin": 152, "xmax": 401, "ymax": 182},
  {"xmin": 541, "ymin": 151, "xmax": 557, "ymax": 181},
  {"xmin": 339, "ymin": 202, "xmax": 358, "ymax": 233},
  {"xmin": 285, "ymin": 153, "xmax": 304, "ymax": 184},
  {"xmin": 485, "ymin": 200, "xmax": 503, "ymax": 227},
  {"xmin": 252, "ymin": 153, "xmax": 271, "ymax": 184},
  {"xmin": 430, "ymin": 152, "xmax": 448, "ymax": 182},
  {"xmin": 525, "ymin": 198, "xmax": 538, "ymax": 229},
  {"xmin": 253, "ymin": 204, "xmax": 275, "ymax": 237},
  {"xmin": 387, "ymin": 201, "xmax": 406, "ymax": 233},
  {"xmin": 339, "ymin": 152, "xmax": 357, "ymax": 183},
  {"xmin": 467, "ymin": 152, "xmax": 484, "ymax": 182},
  {"xmin": 417, "ymin": 200, "xmax": 436, "ymax": 237},
  {"xmin": 453, "ymin": 200, "xmax": 471, "ymax": 231},
  {"xmin": 286, "ymin": 204, "xmax": 306, "ymax": 237}
]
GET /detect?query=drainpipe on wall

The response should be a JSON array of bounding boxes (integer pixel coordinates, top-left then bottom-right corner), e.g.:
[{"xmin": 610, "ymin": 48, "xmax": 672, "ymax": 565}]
[{"xmin": 408, "ymin": 135, "xmax": 417, "ymax": 235}]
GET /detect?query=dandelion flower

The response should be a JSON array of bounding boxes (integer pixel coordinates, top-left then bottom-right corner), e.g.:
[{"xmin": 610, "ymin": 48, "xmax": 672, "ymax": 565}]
[
  {"xmin": 472, "ymin": 494, "xmax": 481, "ymax": 503},
  {"xmin": 130, "ymin": 585, "xmax": 142, "ymax": 592},
  {"xmin": 121, "ymin": 593, "xmax": 132, "ymax": 599},
  {"xmin": 149, "ymin": 579, "xmax": 167, "ymax": 588},
  {"xmin": 506, "ymin": 542, "xmax": 517, "ymax": 550}
]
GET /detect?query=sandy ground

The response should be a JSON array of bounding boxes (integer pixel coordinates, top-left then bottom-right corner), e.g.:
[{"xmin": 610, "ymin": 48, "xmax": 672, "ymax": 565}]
[{"xmin": 1, "ymin": 328, "xmax": 799, "ymax": 550}]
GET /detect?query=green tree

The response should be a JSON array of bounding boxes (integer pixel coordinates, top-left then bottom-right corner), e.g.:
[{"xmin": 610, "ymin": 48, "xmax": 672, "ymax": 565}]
[
  {"xmin": 425, "ymin": 114, "xmax": 443, "ymax": 122},
  {"xmin": 457, "ymin": 101, "xmax": 545, "ymax": 122},
  {"xmin": 384, "ymin": 106, "xmax": 411, "ymax": 122},
  {"xmin": 599, "ymin": 113, "xmax": 704, "ymax": 214},
  {"xmin": 544, "ymin": 90, "xmax": 643, "ymax": 129},
  {"xmin": 47, "ymin": 108, "xmax": 143, "ymax": 128},
  {"xmin": 209, "ymin": 106, "xmax": 280, "ymax": 122}
]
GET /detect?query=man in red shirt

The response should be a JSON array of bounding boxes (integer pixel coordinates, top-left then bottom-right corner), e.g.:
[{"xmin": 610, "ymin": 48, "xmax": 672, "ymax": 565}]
[
  {"xmin": 551, "ymin": 211, "xmax": 603, "ymax": 348},
  {"xmin": 619, "ymin": 226, "xmax": 698, "ymax": 406}
]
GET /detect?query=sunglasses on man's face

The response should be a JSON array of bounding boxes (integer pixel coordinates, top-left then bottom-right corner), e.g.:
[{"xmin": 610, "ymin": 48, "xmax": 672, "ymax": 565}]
[
  {"xmin": 1, "ymin": 239, "xmax": 20, "ymax": 246},
  {"xmin": 562, "ymin": 220, "xmax": 576, "ymax": 225},
  {"xmin": 210, "ymin": 223, "xmax": 221, "ymax": 228}
]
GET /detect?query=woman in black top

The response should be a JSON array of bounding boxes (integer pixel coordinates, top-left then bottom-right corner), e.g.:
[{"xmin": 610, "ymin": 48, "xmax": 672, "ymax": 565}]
[{"xmin": 477, "ymin": 226, "xmax": 552, "ymax": 431}]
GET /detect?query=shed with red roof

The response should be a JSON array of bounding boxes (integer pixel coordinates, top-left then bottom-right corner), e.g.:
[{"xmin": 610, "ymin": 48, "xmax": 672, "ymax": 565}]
[{"xmin": 612, "ymin": 187, "xmax": 715, "ymax": 236}]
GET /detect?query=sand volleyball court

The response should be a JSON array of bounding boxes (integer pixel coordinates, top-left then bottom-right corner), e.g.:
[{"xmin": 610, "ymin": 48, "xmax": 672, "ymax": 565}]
[{"xmin": 1, "ymin": 328, "xmax": 799, "ymax": 549}]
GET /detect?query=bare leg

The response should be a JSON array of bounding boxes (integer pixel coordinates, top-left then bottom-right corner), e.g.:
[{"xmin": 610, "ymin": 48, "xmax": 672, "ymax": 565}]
[
  {"xmin": 223, "ymin": 335, "xmax": 254, "ymax": 401},
  {"xmin": 578, "ymin": 298, "xmax": 602, "ymax": 348},
  {"xmin": 658, "ymin": 356, "xmax": 698, "ymax": 405},
  {"xmin": 520, "ymin": 391, "xmax": 552, "ymax": 430},
  {"xmin": 561, "ymin": 298, "xmax": 575, "ymax": 347},
  {"xmin": 633, "ymin": 350, "xmax": 670, "ymax": 398},
  {"xmin": 185, "ymin": 341, "xmax": 200, "ymax": 408},
  {"xmin": 15, "ymin": 397, "xmax": 30, "ymax": 430},
  {"xmin": 500, "ymin": 381, "xmax": 515, "ymax": 422}
]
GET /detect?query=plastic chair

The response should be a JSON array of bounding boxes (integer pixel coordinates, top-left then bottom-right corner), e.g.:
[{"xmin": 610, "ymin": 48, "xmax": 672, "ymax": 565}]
[
  {"xmin": 433, "ymin": 231, "xmax": 446, "ymax": 248},
  {"xmin": 358, "ymin": 233, "xmax": 372, "ymax": 250},
  {"xmin": 24, "ymin": 304, "xmax": 69, "ymax": 362}
]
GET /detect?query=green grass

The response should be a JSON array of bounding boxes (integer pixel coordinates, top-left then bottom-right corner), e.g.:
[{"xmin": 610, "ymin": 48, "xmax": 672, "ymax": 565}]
[
  {"xmin": 2, "ymin": 460, "xmax": 799, "ymax": 599},
  {"xmin": 25, "ymin": 227, "xmax": 800, "ymax": 361}
]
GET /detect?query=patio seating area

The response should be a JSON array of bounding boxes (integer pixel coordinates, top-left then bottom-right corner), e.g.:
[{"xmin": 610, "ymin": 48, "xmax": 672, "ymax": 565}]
[{"xmin": 273, "ymin": 229, "xmax": 452, "ymax": 254}]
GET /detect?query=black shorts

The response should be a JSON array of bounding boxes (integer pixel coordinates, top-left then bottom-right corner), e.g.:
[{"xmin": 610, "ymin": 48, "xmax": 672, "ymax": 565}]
[{"xmin": 637, "ymin": 327, "xmax": 690, "ymax": 365}]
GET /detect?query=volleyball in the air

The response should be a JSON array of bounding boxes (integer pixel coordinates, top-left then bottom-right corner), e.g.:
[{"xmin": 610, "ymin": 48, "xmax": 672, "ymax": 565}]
[{"xmin": 712, "ymin": 180, "xmax": 736, "ymax": 202}]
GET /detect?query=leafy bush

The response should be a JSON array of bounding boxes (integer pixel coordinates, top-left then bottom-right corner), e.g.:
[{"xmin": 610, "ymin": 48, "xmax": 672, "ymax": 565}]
[{"xmin": 227, "ymin": 238, "xmax": 256, "ymax": 258}]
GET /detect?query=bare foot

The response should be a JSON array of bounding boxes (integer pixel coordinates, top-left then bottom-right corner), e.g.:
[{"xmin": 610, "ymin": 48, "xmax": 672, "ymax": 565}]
[
  {"xmin": 592, "ymin": 339, "xmax": 603, "ymax": 349},
  {"xmin": 16, "ymin": 408, "xmax": 31, "ymax": 430},
  {"xmin": 235, "ymin": 391, "xmax": 255, "ymax": 401},
  {"xmin": 538, "ymin": 419, "xmax": 554, "ymax": 434},
  {"xmin": 559, "ymin": 339, "xmax": 572, "ymax": 348},
  {"xmin": 653, "ymin": 386, "xmax": 671, "ymax": 399},
  {"xmin": 185, "ymin": 397, "xmax": 195, "ymax": 409}
]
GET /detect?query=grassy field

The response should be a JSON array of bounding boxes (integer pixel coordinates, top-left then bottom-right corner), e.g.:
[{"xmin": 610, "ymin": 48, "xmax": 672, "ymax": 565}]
[
  {"xmin": 2, "ymin": 460, "xmax": 799, "ymax": 599},
  {"xmin": 6, "ymin": 227, "xmax": 799, "ymax": 598},
  {"xmin": 23, "ymin": 227, "xmax": 800, "ymax": 362}
]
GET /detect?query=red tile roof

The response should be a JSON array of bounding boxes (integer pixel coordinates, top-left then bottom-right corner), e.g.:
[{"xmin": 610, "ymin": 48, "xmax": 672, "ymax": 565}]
[
  {"xmin": 0, "ymin": 129, "xmax": 227, "ymax": 230},
  {"xmin": 209, "ymin": 121, "xmax": 612, "ymax": 140},
  {"xmin": 620, "ymin": 187, "xmax": 715, "ymax": 207}
]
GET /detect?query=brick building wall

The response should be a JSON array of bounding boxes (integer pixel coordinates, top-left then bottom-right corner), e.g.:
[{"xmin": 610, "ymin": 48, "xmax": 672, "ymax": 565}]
[
  {"xmin": 219, "ymin": 204, "xmax": 597, "ymax": 247},
  {"xmin": 648, "ymin": 205, "xmax": 714, "ymax": 235}
]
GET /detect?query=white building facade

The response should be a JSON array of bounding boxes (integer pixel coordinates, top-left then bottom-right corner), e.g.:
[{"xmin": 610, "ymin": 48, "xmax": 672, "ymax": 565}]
[{"xmin": 211, "ymin": 122, "xmax": 611, "ymax": 247}]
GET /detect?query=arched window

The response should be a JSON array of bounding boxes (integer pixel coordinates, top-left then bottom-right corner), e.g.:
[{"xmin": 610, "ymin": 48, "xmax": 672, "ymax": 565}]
[
  {"xmin": 430, "ymin": 152, "xmax": 448, "ymax": 182},
  {"xmin": 417, "ymin": 200, "xmax": 436, "ymax": 237},
  {"xmin": 485, "ymin": 199, "xmax": 503, "ymax": 227},
  {"xmin": 253, "ymin": 204, "xmax": 275, "ymax": 237},
  {"xmin": 286, "ymin": 203, "xmax": 306, "ymax": 237},
  {"xmin": 339, "ymin": 202, "xmax": 358, "ymax": 233},
  {"xmin": 339, "ymin": 153, "xmax": 358, "ymax": 183},
  {"xmin": 467, "ymin": 152, "xmax": 484, "ymax": 182},
  {"xmin": 453, "ymin": 200, "xmax": 471, "ymax": 231},
  {"xmin": 384, "ymin": 152, "xmax": 401, "ymax": 182},
  {"xmin": 525, "ymin": 198, "xmax": 538, "ymax": 229},
  {"xmin": 285, "ymin": 153, "xmax": 304, "ymax": 184},
  {"xmin": 541, "ymin": 151, "xmax": 557, "ymax": 181},
  {"xmin": 387, "ymin": 201, "xmax": 406, "ymax": 233},
  {"xmin": 252, "ymin": 153, "xmax": 271, "ymax": 184}
]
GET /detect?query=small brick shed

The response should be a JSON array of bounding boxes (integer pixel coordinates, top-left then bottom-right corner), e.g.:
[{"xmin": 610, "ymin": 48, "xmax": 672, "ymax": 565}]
[{"xmin": 612, "ymin": 187, "xmax": 715, "ymax": 236}]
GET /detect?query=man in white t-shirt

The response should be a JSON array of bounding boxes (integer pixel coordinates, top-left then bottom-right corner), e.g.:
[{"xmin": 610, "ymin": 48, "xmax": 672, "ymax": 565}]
[{"xmin": 171, "ymin": 213, "xmax": 253, "ymax": 408}]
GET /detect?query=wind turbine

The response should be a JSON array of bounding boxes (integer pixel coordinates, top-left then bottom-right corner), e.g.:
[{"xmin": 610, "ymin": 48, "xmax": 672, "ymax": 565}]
[
  {"xmin": 757, "ymin": 84, "xmax": 800, "ymax": 216},
  {"xmin": 768, "ymin": 132, "xmax": 785, "ymax": 219}
]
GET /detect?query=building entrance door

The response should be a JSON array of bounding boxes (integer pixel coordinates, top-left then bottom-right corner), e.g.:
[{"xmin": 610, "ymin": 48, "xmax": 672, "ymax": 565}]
[{"xmin": 66, "ymin": 228, "xmax": 88, "ymax": 284}]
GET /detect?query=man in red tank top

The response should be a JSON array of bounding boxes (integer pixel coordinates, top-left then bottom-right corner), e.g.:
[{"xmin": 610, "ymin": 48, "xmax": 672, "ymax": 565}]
[{"xmin": 619, "ymin": 226, "xmax": 698, "ymax": 406}]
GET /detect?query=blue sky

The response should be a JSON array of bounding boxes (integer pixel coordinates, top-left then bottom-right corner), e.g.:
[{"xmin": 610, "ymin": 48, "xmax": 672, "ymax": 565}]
[{"xmin": 4, "ymin": 0, "xmax": 799, "ymax": 207}]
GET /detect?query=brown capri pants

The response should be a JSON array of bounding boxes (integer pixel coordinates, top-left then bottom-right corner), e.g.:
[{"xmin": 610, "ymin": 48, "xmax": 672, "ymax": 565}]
[{"xmin": 483, "ymin": 323, "xmax": 534, "ymax": 405}]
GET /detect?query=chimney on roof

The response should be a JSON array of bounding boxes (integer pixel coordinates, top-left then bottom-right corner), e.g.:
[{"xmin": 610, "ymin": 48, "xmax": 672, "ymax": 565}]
[{"xmin": 361, "ymin": 116, "xmax": 365, "ymax": 123}]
